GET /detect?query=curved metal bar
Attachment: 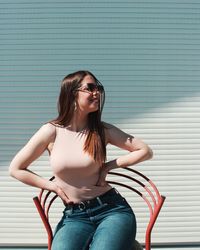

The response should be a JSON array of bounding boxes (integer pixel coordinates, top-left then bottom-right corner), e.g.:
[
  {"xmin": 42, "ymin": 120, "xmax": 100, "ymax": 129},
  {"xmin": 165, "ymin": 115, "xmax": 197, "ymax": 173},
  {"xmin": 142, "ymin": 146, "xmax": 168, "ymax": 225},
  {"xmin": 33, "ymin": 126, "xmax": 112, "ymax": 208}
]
[
  {"xmin": 49, "ymin": 176, "xmax": 55, "ymax": 181},
  {"xmin": 109, "ymin": 172, "xmax": 157, "ymax": 207},
  {"xmin": 145, "ymin": 196, "xmax": 166, "ymax": 250},
  {"xmin": 109, "ymin": 171, "xmax": 145, "ymax": 187},
  {"xmin": 34, "ymin": 174, "xmax": 165, "ymax": 250},
  {"xmin": 124, "ymin": 167, "xmax": 162, "ymax": 202},
  {"xmin": 38, "ymin": 189, "xmax": 44, "ymax": 202},
  {"xmin": 33, "ymin": 197, "xmax": 53, "ymax": 250},
  {"xmin": 42, "ymin": 190, "xmax": 51, "ymax": 210},
  {"xmin": 125, "ymin": 167, "xmax": 150, "ymax": 181},
  {"xmin": 41, "ymin": 177, "xmax": 56, "ymax": 209},
  {"xmin": 149, "ymin": 180, "xmax": 161, "ymax": 201},
  {"xmin": 46, "ymin": 194, "xmax": 58, "ymax": 219},
  {"xmin": 108, "ymin": 181, "xmax": 153, "ymax": 216},
  {"xmin": 38, "ymin": 177, "xmax": 55, "ymax": 203}
]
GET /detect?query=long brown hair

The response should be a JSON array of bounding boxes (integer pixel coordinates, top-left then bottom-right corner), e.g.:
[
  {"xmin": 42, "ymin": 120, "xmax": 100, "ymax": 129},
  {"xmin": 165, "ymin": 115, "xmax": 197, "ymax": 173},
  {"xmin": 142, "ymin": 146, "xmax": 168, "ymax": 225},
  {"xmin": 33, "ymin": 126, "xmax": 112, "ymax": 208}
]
[{"xmin": 50, "ymin": 70, "xmax": 106, "ymax": 165}]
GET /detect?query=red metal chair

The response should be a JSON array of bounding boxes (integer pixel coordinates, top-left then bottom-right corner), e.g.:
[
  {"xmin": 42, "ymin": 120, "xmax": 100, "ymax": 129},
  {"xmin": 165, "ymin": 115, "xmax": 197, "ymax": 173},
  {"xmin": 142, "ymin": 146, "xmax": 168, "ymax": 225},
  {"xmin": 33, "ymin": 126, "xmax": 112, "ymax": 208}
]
[{"xmin": 33, "ymin": 167, "xmax": 165, "ymax": 250}]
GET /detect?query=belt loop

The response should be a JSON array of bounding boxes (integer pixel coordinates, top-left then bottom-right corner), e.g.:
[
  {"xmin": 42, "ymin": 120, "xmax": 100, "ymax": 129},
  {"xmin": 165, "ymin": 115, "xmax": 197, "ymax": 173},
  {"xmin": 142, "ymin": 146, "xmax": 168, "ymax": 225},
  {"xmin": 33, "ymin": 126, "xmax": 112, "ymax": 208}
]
[
  {"xmin": 68, "ymin": 204, "xmax": 73, "ymax": 213},
  {"xmin": 96, "ymin": 196, "xmax": 103, "ymax": 205},
  {"xmin": 114, "ymin": 188, "xmax": 119, "ymax": 194}
]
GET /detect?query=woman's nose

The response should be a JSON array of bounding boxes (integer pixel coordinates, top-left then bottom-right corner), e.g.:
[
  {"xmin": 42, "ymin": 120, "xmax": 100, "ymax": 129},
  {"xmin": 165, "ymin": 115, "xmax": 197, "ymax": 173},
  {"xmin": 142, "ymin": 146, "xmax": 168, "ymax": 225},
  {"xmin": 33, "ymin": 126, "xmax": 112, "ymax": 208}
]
[{"xmin": 92, "ymin": 89, "xmax": 99, "ymax": 96}]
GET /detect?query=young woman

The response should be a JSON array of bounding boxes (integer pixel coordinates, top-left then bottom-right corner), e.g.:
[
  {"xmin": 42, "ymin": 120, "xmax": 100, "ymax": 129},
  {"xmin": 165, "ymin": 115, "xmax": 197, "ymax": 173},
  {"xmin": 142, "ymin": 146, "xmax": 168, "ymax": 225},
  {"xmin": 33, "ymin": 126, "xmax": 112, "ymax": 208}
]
[{"xmin": 9, "ymin": 70, "xmax": 153, "ymax": 250}]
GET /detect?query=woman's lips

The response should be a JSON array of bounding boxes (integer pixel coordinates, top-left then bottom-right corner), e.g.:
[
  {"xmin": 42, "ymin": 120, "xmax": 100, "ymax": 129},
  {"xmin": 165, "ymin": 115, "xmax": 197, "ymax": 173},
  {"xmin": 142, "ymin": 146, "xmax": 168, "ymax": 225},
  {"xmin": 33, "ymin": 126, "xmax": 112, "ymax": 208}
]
[{"xmin": 90, "ymin": 98, "xmax": 99, "ymax": 103}]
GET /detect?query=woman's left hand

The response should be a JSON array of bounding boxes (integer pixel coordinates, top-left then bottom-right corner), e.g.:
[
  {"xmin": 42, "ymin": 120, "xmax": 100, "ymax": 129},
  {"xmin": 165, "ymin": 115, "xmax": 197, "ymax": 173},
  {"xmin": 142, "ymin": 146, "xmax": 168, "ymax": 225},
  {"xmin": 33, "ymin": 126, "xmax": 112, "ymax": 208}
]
[
  {"xmin": 96, "ymin": 160, "xmax": 117, "ymax": 186},
  {"xmin": 96, "ymin": 164, "xmax": 108, "ymax": 186}
]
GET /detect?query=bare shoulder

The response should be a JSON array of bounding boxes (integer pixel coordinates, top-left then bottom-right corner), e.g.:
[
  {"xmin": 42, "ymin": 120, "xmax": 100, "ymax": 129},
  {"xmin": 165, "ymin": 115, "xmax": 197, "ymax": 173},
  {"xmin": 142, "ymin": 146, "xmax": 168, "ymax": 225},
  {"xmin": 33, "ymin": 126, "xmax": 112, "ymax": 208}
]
[
  {"xmin": 102, "ymin": 121, "xmax": 114, "ymax": 141},
  {"xmin": 40, "ymin": 123, "xmax": 58, "ymax": 149},
  {"xmin": 27, "ymin": 122, "xmax": 57, "ymax": 147},
  {"xmin": 9, "ymin": 123, "xmax": 58, "ymax": 170},
  {"xmin": 102, "ymin": 121, "xmax": 129, "ymax": 136},
  {"xmin": 42, "ymin": 122, "xmax": 56, "ymax": 134},
  {"xmin": 102, "ymin": 121, "xmax": 132, "ymax": 144},
  {"xmin": 102, "ymin": 121, "xmax": 115, "ymax": 130},
  {"xmin": 36, "ymin": 122, "xmax": 55, "ymax": 140},
  {"xmin": 102, "ymin": 121, "xmax": 139, "ymax": 151}
]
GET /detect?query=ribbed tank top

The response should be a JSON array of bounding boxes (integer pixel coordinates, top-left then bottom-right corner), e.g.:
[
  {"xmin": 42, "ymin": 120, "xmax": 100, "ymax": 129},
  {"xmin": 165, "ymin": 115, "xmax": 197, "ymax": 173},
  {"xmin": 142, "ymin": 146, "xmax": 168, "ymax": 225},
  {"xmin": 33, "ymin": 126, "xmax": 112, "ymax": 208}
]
[{"xmin": 49, "ymin": 124, "xmax": 111, "ymax": 203}]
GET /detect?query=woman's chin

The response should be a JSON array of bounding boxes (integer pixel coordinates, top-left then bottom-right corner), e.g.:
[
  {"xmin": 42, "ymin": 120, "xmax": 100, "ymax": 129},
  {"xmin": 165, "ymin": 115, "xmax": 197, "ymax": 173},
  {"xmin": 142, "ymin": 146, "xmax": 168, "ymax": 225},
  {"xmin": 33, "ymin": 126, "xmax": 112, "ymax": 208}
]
[{"xmin": 88, "ymin": 106, "xmax": 99, "ymax": 113}]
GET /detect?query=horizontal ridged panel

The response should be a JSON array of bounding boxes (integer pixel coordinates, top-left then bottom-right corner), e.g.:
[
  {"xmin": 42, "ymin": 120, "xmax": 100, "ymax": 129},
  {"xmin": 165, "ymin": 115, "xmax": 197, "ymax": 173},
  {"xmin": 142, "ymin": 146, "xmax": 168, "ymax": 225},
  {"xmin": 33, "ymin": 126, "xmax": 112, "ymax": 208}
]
[{"xmin": 0, "ymin": 0, "xmax": 200, "ymax": 247}]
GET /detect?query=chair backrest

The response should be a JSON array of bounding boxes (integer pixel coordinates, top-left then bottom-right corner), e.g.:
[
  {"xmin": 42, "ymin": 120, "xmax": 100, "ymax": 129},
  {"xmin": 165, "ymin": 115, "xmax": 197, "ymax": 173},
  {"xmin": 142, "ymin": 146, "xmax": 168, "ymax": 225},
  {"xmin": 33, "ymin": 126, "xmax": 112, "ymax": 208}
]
[{"xmin": 33, "ymin": 167, "xmax": 165, "ymax": 250}]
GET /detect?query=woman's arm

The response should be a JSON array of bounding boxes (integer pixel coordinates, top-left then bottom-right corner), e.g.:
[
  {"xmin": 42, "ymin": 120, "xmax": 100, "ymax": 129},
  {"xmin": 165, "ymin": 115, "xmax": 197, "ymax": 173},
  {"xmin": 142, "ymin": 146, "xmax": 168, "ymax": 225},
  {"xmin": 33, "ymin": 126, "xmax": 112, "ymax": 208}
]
[
  {"xmin": 96, "ymin": 122, "xmax": 153, "ymax": 186},
  {"xmin": 105, "ymin": 122, "xmax": 153, "ymax": 170},
  {"xmin": 9, "ymin": 123, "xmax": 71, "ymax": 204}
]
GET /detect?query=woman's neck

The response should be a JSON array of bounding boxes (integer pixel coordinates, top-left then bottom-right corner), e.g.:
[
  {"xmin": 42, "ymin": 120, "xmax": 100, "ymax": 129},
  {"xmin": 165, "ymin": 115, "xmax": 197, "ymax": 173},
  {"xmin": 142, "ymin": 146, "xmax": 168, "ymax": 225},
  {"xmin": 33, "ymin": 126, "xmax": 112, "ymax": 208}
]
[{"xmin": 67, "ymin": 113, "xmax": 88, "ymax": 132}]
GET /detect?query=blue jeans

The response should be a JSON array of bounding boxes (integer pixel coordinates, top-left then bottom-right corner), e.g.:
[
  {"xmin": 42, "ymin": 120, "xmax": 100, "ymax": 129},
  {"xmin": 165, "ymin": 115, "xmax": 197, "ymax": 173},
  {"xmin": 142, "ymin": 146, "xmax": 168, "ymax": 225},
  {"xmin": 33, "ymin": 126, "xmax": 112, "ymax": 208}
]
[{"xmin": 52, "ymin": 188, "xmax": 136, "ymax": 250}]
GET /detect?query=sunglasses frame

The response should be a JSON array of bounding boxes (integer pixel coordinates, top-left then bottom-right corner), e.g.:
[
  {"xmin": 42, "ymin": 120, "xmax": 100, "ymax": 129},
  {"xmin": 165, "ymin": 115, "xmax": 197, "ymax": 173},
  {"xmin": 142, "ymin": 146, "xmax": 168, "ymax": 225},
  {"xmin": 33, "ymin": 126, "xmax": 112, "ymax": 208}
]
[{"xmin": 76, "ymin": 83, "xmax": 104, "ymax": 94}]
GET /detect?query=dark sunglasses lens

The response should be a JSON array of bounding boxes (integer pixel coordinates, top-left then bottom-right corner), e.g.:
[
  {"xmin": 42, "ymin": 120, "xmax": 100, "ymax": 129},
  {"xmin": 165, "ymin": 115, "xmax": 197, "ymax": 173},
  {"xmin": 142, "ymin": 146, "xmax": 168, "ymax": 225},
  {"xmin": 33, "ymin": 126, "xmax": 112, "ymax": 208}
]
[
  {"xmin": 87, "ymin": 84, "xmax": 96, "ymax": 92},
  {"xmin": 87, "ymin": 83, "xmax": 104, "ymax": 93}
]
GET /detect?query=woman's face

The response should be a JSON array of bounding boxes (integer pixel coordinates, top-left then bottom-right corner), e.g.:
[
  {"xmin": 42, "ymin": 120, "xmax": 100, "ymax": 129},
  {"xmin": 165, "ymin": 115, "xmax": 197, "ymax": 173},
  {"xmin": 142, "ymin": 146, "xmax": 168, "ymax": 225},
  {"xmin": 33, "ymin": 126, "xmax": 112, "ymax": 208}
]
[{"xmin": 75, "ymin": 75, "xmax": 100, "ymax": 114}]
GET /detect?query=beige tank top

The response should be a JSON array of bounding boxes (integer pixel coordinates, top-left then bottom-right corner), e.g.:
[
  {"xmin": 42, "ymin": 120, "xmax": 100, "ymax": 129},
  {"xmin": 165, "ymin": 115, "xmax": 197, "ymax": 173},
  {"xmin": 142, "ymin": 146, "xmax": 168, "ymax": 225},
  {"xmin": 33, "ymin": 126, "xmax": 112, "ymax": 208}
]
[{"xmin": 49, "ymin": 124, "xmax": 111, "ymax": 203}]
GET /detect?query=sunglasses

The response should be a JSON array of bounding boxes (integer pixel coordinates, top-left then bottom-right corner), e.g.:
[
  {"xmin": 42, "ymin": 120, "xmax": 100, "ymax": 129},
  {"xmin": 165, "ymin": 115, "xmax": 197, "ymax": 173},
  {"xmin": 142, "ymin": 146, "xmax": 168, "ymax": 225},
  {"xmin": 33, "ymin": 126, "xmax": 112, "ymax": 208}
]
[{"xmin": 76, "ymin": 83, "xmax": 104, "ymax": 94}]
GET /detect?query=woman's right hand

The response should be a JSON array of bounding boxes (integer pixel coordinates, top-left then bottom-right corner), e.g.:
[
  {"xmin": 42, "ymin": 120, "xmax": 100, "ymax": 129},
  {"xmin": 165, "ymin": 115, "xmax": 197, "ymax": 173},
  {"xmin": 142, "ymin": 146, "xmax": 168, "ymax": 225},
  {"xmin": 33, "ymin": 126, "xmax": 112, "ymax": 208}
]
[{"xmin": 51, "ymin": 182, "xmax": 74, "ymax": 205}]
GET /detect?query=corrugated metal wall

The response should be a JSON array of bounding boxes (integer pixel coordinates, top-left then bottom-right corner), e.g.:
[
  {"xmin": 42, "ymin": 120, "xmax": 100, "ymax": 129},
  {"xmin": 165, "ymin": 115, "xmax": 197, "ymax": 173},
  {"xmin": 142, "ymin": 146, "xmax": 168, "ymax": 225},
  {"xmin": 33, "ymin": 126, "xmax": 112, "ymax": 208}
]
[{"xmin": 0, "ymin": 0, "xmax": 200, "ymax": 248}]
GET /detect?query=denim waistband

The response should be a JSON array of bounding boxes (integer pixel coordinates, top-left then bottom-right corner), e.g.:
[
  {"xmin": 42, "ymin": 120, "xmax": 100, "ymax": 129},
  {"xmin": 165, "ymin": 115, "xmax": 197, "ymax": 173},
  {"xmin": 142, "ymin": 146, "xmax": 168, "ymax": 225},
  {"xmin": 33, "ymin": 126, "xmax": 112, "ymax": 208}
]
[{"xmin": 66, "ymin": 188, "xmax": 119, "ymax": 211}]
